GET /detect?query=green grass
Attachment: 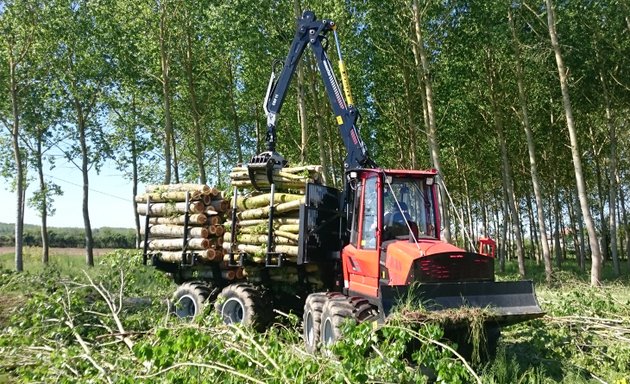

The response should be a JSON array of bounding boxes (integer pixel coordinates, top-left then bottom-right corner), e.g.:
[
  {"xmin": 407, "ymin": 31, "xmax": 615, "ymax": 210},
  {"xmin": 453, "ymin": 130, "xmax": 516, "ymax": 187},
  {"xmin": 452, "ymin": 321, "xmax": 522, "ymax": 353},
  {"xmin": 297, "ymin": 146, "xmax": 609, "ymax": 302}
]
[
  {"xmin": 0, "ymin": 250, "xmax": 629, "ymax": 383},
  {"xmin": 0, "ymin": 247, "xmax": 112, "ymax": 275}
]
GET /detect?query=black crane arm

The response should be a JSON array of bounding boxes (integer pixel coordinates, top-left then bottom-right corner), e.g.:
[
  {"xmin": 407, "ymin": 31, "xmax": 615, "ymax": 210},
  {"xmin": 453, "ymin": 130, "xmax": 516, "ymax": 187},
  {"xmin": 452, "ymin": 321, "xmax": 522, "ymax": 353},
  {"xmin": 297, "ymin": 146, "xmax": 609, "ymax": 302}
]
[{"xmin": 261, "ymin": 10, "xmax": 375, "ymax": 170}]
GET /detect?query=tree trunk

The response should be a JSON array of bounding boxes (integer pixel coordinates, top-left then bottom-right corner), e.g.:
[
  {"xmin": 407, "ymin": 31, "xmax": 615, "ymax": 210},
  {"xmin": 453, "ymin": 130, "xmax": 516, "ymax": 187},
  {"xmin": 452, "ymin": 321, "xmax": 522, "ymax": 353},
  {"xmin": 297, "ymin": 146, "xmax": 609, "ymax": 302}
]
[
  {"xmin": 75, "ymin": 99, "xmax": 95, "ymax": 267},
  {"xmin": 170, "ymin": 130, "xmax": 179, "ymax": 183},
  {"xmin": 546, "ymin": 0, "xmax": 602, "ymax": 285},
  {"xmin": 553, "ymin": 179, "xmax": 562, "ymax": 268},
  {"xmin": 526, "ymin": 192, "xmax": 539, "ymax": 263},
  {"xmin": 184, "ymin": 21, "xmax": 206, "ymax": 184},
  {"xmin": 36, "ymin": 138, "xmax": 49, "ymax": 264},
  {"xmin": 159, "ymin": 0, "xmax": 173, "ymax": 184},
  {"xmin": 499, "ymin": 189, "xmax": 509, "ymax": 273},
  {"xmin": 618, "ymin": 173, "xmax": 630, "ymax": 267},
  {"xmin": 509, "ymin": 8, "xmax": 551, "ymax": 280},
  {"xmin": 227, "ymin": 58, "xmax": 243, "ymax": 164},
  {"xmin": 131, "ymin": 131, "xmax": 141, "ymax": 248},
  {"xmin": 402, "ymin": 68, "xmax": 418, "ymax": 168},
  {"xmin": 566, "ymin": 188, "xmax": 582, "ymax": 268},
  {"xmin": 9, "ymin": 54, "xmax": 24, "ymax": 272},
  {"xmin": 486, "ymin": 50, "xmax": 526, "ymax": 277},
  {"xmin": 411, "ymin": 0, "xmax": 451, "ymax": 243},
  {"xmin": 601, "ymin": 71, "xmax": 619, "ymax": 276},
  {"xmin": 590, "ymin": 125, "xmax": 608, "ymax": 265}
]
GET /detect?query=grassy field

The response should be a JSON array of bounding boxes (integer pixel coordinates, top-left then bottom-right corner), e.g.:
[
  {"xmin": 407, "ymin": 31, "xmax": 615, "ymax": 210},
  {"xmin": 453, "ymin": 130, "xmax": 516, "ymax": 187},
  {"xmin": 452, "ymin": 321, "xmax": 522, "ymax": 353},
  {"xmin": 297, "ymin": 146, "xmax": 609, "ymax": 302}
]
[
  {"xmin": 1, "ymin": 248, "xmax": 629, "ymax": 383},
  {"xmin": 0, "ymin": 247, "xmax": 116, "ymax": 273}
]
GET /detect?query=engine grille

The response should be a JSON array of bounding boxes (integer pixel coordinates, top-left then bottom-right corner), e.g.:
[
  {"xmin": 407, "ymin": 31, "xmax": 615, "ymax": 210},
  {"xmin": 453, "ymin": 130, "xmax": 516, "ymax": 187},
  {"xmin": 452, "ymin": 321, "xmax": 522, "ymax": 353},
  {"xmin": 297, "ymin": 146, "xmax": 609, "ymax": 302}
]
[{"xmin": 414, "ymin": 252, "xmax": 494, "ymax": 283}]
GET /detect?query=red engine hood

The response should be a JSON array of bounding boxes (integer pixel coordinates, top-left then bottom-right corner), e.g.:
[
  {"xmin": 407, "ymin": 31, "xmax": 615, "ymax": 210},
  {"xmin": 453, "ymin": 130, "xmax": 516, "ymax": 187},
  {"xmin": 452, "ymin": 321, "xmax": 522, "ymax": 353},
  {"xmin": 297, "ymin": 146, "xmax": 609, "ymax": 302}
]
[{"xmin": 384, "ymin": 239, "xmax": 471, "ymax": 285}]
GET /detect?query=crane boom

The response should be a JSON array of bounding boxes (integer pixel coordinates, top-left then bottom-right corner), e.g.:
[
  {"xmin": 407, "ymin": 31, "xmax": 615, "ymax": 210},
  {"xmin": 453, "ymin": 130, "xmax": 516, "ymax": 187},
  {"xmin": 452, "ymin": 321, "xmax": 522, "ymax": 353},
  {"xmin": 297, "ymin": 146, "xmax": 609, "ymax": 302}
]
[{"xmin": 258, "ymin": 10, "xmax": 375, "ymax": 171}]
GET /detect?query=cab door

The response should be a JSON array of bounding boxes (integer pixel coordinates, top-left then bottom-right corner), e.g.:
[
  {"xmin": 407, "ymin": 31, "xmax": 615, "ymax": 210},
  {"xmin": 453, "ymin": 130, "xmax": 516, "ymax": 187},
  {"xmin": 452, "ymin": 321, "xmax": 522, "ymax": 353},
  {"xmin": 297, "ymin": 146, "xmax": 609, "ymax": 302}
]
[{"xmin": 341, "ymin": 172, "xmax": 381, "ymax": 298}]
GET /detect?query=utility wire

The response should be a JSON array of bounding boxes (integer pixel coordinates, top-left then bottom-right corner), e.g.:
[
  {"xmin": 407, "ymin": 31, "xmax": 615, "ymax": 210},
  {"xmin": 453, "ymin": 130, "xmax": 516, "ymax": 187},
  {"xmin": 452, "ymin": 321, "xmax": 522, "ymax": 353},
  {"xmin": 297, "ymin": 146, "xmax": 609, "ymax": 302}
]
[{"xmin": 44, "ymin": 173, "xmax": 130, "ymax": 202}]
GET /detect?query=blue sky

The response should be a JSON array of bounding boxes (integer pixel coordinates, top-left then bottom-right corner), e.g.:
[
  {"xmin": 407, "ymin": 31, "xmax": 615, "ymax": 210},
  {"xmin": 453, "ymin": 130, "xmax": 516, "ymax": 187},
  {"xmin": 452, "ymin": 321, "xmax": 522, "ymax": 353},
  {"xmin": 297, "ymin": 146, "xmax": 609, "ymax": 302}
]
[{"xmin": 0, "ymin": 160, "xmax": 141, "ymax": 229}]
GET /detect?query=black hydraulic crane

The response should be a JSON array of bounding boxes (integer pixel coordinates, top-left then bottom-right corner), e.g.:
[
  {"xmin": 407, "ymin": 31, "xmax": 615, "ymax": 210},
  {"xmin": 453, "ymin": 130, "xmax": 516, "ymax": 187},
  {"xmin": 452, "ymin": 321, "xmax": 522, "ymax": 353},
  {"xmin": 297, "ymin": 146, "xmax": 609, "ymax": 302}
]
[{"xmin": 249, "ymin": 10, "xmax": 375, "ymax": 176}]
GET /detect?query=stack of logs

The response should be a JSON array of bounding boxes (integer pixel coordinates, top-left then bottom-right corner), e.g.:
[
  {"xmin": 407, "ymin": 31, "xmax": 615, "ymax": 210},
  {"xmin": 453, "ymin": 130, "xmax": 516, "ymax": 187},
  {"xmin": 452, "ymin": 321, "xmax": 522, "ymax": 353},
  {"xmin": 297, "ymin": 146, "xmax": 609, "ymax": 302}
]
[
  {"xmin": 224, "ymin": 165, "xmax": 325, "ymax": 288},
  {"xmin": 137, "ymin": 184, "xmax": 228, "ymax": 264}
]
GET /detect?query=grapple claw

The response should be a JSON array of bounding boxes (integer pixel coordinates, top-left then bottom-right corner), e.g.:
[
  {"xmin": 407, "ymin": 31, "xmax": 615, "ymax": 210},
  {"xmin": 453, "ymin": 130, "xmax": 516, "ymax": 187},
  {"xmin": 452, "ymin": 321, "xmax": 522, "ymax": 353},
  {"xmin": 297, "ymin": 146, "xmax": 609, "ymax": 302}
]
[{"xmin": 247, "ymin": 151, "xmax": 288, "ymax": 190}]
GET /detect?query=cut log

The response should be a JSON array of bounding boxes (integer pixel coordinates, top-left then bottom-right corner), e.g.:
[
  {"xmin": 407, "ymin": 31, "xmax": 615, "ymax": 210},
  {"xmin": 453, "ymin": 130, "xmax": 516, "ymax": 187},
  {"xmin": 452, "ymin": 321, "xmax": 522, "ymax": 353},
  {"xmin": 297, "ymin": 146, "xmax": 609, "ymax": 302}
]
[
  {"xmin": 145, "ymin": 183, "xmax": 214, "ymax": 195},
  {"xmin": 207, "ymin": 215, "xmax": 221, "ymax": 225},
  {"xmin": 236, "ymin": 199, "xmax": 304, "ymax": 220},
  {"xmin": 236, "ymin": 243, "xmax": 298, "ymax": 257},
  {"xmin": 209, "ymin": 199, "xmax": 230, "ymax": 212},
  {"xmin": 224, "ymin": 233, "xmax": 298, "ymax": 246},
  {"xmin": 277, "ymin": 224, "xmax": 299, "ymax": 233},
  {"xmin": 275, "ymin": 230, "xmax": 299, "ymax": 241},
  {"xmin": 143, "ymin": 238, "xmax": 210, "ymax": 251},
  {"xmin": 135, "ymin": 191, "xmax": 204, "ymax": 203},
  {"xmin": 221, "ymin": 270, "xmax": 236, "ymax": 280},
  {"xmin": 153, "ymin": 249, "xmax": 222, "ymax": 263},
  {"xmin": 236, "ymin": 193, "xmax": 304, "ymax": 210},
  {"xmin": 227, "ymin": 218, "xmax": 301, "ymax": 227},
  {"xmin": 141, "ymin": 224, "xmax": 208, "ymax": 238},
  {"xmin": 137, "ymin": 201, "xmax": 205, "ymax": 216},
  {"xmin": 208, "ymin": 225, "xmax": 225, "ymax": 236},
  {"xmin": 148, "ymin": 214, "xmax": 207, "ymax": 226}
]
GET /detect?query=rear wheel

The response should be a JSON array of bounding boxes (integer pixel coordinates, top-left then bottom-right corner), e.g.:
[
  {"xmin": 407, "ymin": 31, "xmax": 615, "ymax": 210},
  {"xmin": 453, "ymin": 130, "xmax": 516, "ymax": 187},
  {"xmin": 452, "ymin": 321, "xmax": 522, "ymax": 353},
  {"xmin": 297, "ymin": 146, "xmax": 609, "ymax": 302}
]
[
  {"xmin": 215, "ymin": 283, "xmax": 273, "ymax": 331},
  {"xmin": 170, "ymin": 282, "xmax": 212, "ymax": 319},
  {"xmin": 320, "ymin": 295, "xmax": 376, "ymax": 350}
]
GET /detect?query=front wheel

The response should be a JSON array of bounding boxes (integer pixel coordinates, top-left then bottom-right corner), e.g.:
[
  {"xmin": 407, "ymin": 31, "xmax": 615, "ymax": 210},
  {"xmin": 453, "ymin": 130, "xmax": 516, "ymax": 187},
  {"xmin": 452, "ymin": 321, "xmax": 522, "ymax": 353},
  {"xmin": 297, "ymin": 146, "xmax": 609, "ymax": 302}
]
[
  {"xmin": 320, "ymin": 295, "xmax": 376, "ymax": 350},
  {"xmin": 303, "ymin": 293, "xmax": 331, "ymax": 353}
]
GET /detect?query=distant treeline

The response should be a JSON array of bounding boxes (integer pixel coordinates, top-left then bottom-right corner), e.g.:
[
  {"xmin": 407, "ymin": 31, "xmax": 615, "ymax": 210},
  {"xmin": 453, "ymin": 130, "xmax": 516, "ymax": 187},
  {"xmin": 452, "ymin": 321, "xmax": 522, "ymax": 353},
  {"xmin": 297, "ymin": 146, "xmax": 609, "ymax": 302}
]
[{"xmin": 0, "ymin": 223, "xmax": 135, "ymax": 249}]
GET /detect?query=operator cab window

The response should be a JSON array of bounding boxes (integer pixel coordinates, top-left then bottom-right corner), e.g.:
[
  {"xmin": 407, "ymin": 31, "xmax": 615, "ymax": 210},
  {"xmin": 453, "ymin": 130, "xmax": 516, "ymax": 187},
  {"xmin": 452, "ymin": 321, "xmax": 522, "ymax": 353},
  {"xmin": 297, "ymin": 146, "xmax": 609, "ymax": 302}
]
[
  {"xmin": 360, "ymin": 177, "xmax": 377, "ymax": 249},
  {"xmin": 383, "ymin": 177, "xmax": 436, "ymax": 240},
  {"xmin": 349, "ymin": 180, "xmax": 362, "ymax": 247}
]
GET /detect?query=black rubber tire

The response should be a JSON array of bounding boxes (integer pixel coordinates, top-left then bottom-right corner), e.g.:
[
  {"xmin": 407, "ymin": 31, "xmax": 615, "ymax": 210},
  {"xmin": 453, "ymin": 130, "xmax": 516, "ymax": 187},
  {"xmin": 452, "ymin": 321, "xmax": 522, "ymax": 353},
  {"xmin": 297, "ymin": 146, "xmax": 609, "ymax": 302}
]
[
  {"xmin": 214, "ymin": 283, "xmax": 273, "ymax": 331},
  {"xmin": 170, "ymin": 282, "xmax": 211, "ymax": 319},
  {"xmin": 319, "ymin": 295, "xmax": 376, "ymax": 350},
  {"xmin": 303, "ymin": 293, "xmax": 328, "ymax": 354}
]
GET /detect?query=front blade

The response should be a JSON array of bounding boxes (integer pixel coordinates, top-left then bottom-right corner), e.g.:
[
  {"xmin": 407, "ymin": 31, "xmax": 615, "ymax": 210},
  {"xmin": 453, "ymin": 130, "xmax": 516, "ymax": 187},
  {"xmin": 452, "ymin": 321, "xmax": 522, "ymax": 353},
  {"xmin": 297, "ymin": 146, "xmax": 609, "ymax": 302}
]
[{"xmin": 380, "ymin": 280, "xmax": 544, "ymax": 326}]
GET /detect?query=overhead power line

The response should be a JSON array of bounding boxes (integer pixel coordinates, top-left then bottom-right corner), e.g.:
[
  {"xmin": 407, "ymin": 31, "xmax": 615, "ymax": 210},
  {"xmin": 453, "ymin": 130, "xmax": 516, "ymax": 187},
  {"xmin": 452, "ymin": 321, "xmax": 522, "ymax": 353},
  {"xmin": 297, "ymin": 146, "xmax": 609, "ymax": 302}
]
[{"xmin": 43, "ymin": 173, "xmax": 130, "ymax": 202}]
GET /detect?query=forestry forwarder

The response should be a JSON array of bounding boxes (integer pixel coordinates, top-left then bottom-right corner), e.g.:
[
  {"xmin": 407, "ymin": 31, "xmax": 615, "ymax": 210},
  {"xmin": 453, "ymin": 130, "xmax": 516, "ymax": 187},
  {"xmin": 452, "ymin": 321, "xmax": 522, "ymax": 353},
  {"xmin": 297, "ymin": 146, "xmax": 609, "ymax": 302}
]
[
  {"xmin": 145, "ymin": 10, "xmax": 543, "ymax": 357},
  {"xmin": 244, "ymin": 10, "xmax": 543, "ymax": 353}
]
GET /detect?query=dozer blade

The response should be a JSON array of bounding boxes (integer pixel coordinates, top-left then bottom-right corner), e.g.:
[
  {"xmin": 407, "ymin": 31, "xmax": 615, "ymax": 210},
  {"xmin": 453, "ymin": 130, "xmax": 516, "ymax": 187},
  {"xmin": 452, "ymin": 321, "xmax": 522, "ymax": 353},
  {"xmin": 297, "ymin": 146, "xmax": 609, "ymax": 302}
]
[{"xmin": 380, "ymin": 280, "xmax": 544, "ymax": 327}]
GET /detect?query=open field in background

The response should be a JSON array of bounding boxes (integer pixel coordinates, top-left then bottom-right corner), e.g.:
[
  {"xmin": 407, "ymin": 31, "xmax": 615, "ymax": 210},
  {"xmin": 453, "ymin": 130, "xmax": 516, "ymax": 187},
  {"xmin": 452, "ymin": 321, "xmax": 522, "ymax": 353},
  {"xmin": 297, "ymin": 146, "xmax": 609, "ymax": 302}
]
[
  {"xmin": 0, "ymin": 249, "xmax": 629, "ymax": 383},
  {"xmin": 0, "ymin": 247, "xmax": 119, "ymax": 273}
]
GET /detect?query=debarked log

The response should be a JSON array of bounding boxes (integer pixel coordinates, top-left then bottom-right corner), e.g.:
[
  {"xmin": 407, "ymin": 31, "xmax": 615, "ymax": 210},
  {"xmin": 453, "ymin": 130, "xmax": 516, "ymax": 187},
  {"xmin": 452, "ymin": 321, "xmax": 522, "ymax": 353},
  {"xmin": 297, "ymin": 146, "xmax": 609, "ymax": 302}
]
[
  {"xmin": 137, "ymin": 201, "xmax": 205, "ymax": 216},
  {"xmin": 148, "ymin": 213, "xmax": 207, "ymax": 225},
  {"xmin": 236, "ymin": 199, "xmax": 304, "ymax": 220},
  {"xmin": 142, "ymin": 237, "xmax": 222, "ymax": 251},
  {"xmin": 223, "ymin": 233, "xmax": 298, "ymax": 246},
  {"xmin": 235, "ymin": 193, "xmax": 304, "ymax": 210},
  {"xmin": 141, "ymin": 224, "xmax": 208, "ymax": 238}
]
